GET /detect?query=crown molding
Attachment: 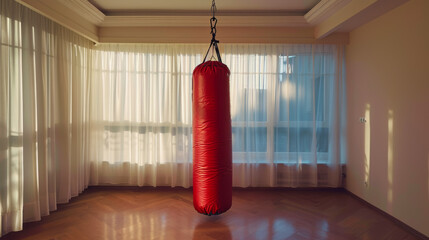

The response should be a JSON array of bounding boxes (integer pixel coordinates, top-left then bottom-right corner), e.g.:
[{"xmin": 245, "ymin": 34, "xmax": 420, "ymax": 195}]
[
  {"xmin": 314, "ymin": 0, "xmax": 410, "ymax": 38},
  {"xmin": 304, "ymin": 0, "xmax": 352, "ymax": 25},
  {"xmin": 98, "ymin": 26, "xmax": 349, "ymax": 44},
  {"xmin": 16, "ymin": 0, "xmax": 99, "ymax": 42},
  {"xmin": 59, "ymin": 0, "xmax": 105, "ymax": 25},
  {"xmin": 21, "ymin": 0, "xmax": 410, "ymax": 44},
  {"xmin": 101, "ymin": 15, "xmax": 308, "ymax": 27},
  {"xmin": 104, "ymin": 10, "xmax": 306, "ymax": 17}
]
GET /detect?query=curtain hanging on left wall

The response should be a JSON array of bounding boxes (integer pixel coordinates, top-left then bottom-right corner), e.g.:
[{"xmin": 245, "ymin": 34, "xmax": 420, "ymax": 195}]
[{"xmin": 0, "ymin": 0, "xmax": 93, "ymax": 236}]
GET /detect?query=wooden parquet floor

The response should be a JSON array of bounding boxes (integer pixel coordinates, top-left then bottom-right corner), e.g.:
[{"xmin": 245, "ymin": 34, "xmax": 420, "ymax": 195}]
[{"xmin": 1, "ymin": 187, "xmax": 425, "ymax": 240}]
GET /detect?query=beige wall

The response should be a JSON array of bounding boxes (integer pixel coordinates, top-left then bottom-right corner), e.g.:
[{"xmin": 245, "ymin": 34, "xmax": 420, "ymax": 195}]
[{"xmin": 346, "ymin": 0, "xmax": 429, "ymax": 237}]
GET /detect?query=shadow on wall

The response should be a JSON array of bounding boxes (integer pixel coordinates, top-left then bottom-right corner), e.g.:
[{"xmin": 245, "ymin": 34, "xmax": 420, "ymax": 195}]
[
  {"xmin": 364, "ymin": 104, "xmax": 371, "ymax": 189},
  {"xmin": 387, "ymin": 110, "xmax": 394, "ymax": 212}
]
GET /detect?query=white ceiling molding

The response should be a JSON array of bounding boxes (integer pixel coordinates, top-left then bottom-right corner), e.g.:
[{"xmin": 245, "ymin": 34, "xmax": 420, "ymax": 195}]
[
  {"xmin": 14, "ymin": 0, "xmax": 410, "ymax": 44},
  {"xmin": 16, "ymin": 0, "xmax": 100, "ymax": 42},
  {"xmin": 60, "ymin": 0, "xmax": 105, "ymax": 25},
  {"xmin": 101, "ymin": 15, "xmax": 308, "ymax": 27},
  {"xmin": 103, "ymin": 10, "xmax": 305, "ymax": 17},
  {"xmin": 304, "ymin": 0, "xmax": 352, "ymax": 25},
  {"xmin": 98, "ymin": 27, "xmax": 349, "ymax": 44},
  {"xmin": 314, "ymin": 0, "xmax": 410, "ymax": 38},
  {"xmin": 87, "ymin": 0, "xmax": 319, "ymax": 13}
]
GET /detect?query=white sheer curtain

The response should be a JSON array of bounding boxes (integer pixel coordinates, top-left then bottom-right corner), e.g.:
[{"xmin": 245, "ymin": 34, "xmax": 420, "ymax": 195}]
[
  {"xmin": 90, "ymin": 43, "xmax": 346, "ymax": 188},
  {"xmin": 224, "ymin": 44, "xmax": 346, "ymax": 187},
  {"xmin": 90, "ymin": 44, "xmax": 206, "ymax": 187},
  {"xmin": 0, "ymin": 0, "xmax": 92, "ymax": 236}
]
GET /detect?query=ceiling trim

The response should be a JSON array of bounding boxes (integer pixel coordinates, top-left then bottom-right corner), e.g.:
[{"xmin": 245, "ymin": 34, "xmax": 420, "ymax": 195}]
[
  {"xmin": 60, "ymin": 0, "xmax": 105, "ymax": 25},
  {"xmin": 16, "ymin": 0, "xmax": 100, "ymax": 42},
  {"xmin": 101, "ymin": 15, "xmax": 308, "ymax": 27},
  {"xmin": 15, "ymin": 0, "xmax": 409, "ymax": 44},
  {"xmin": 304, "ymin": 0, "xmax": 352, "ymax": 24},
  {"xmin": 104, "ymin": 10, "xmax": 306, "ymax": 17},
  {"xmin": 314, "ymin": 0, "xmax": 410, "ymax": 38},
  {"xmin": 98, "ymin": 27, "xmax": 349, "ymax": 44}
]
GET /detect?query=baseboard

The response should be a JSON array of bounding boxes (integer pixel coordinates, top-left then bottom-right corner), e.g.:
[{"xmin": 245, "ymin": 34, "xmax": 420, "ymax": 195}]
[
  {"xmin": 87, "ymin": 185, "xmax": 344, "ymax": 192},
  {"xmin": 344, "ymin": 189, "xmax": 429, "ymax": 240}
]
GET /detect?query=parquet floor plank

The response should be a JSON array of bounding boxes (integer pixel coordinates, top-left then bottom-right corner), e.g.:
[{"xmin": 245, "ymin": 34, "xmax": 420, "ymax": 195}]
[{"xmin": 1, "ymin": 187, "xmax": 425, "ymax": 240}]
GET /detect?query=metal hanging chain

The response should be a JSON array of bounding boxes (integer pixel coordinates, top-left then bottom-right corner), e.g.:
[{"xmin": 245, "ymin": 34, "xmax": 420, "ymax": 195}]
[
  {"xmin": 211, "ymin": 0, "xmax": 217, "ymax": 21},
  {"xmin": 203, "ymin": 0, "xmax": 222, "ymax": 63}
]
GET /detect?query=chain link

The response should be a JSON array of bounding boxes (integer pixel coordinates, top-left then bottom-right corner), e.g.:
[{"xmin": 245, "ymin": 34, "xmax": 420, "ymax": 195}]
[{"xmin": 210, "ymin": 0, "xmax": 217, "ymax": 36}]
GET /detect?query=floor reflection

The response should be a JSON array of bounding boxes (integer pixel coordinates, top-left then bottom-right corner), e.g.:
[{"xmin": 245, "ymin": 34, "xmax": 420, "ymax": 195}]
[
  {"xmin": 272, "ymin": 218, "xmax": 295, "ymax": 239},
  {"xmin": 2, "ymin": 188, "xmax": 418, "ymax": 239},
  {"xmin": 192, "ymin": 217, "xmax": 232, "ymax": 240}
]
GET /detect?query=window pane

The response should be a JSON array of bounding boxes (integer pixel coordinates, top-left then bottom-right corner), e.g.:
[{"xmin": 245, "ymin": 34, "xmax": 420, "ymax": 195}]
[
  {"xmin": 232, "ymin": 88, "xmax": 267, "ymax": 122},
  {"xmin": 316, "ymin": 127, "xmax": 329, "ymax": 153},
  {"xmin": 275, "ymin": 127, "xmax": 329, "ymax": 153},
  {"xmin": 274, "ymin": 127, "xmax": 289, "ymax": 152},
  {"xmin": 231, "ymin": 127, "xmax": 245, "ymax": 152},
  {"xmin": 291, "ymin": 127, "xmax": 312, "ymax": 152},
  {"xmin": 278, "ymin": 55, "xmax": 325, "ymax": 122},
  {"xmin": 232, "ymin": 127, "xmax": 267, "ymax": 152}
]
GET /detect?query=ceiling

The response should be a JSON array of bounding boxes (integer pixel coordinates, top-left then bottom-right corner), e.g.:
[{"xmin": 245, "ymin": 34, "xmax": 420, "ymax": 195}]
[
  {"xmin": 15, "ymin": 0, "xmax": 410, "ymax": 44},
  {"xmin": 89, "ymin": 0, "xmax": 321, "ymax": 14}
]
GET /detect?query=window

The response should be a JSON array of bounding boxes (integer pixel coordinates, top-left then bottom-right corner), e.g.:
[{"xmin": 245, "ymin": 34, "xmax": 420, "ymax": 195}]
[
  {"xmin": 90, "ymin": 44, "xmax": 345, "ymax": 186},
  {"xmin": 230, "ymin": 52, "xmax": 332, "ymax": 163},
  {"xmin": 94, "ymin": 44, "xmax": 341, "ymax": 166},
  {"xmin": 93, "ymin": 47, "xmax": 198, "ymax": 164}
]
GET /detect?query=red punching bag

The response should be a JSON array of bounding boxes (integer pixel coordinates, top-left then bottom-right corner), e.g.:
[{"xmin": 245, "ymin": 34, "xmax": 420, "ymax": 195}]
[
  {"xmin": 192, "ymin": 61, "xmax": 232, "ymax": 215},
  {"xmin": 193, "ymin": 0, "xmax": 232, "ymax": 216}
]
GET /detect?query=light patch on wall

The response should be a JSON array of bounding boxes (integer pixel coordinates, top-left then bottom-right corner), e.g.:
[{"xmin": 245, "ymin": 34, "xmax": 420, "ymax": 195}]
[
  {"xmin": 387, "ymin": 110, "xmax": 394, "ymax": 211},
  {"xmin": 364, "ymin": 104, "xmax": 371, "ymax": 188}
]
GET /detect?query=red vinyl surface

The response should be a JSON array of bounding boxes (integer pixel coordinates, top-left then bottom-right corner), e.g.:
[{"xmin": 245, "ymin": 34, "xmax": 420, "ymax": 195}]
[{"xmin": 192, "ymin": 61, "xmax": 232, "ymax": 215}]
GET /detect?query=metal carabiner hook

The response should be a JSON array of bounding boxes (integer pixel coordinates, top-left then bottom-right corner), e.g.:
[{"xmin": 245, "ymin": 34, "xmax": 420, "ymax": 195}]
[
  {"xmin": 210, "ymin": 17, "xmax": 217, "ymax": 35},
  {"xmin": 211, "ymin": 0, "xmax": 217, "ymax": 18}
]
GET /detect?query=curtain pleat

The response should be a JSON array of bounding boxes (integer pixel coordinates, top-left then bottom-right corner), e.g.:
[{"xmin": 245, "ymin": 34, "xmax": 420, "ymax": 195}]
[
  {"xmin": 90, "ymin": 44, "xmax": 204, "ymax": 187},
  {"xmin": 0, "ymin": 0, "xmax": 92, "ymax": 236}
]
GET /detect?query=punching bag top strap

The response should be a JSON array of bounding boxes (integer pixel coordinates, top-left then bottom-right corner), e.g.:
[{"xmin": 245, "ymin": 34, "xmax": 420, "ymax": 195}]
[
  {"xmin": 203, "ymin": 38, "xmax": 222, "ymax": 64},
  {"xmin": 203, "ymin": 0, "xmax": 222, "ymax": 64}
]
